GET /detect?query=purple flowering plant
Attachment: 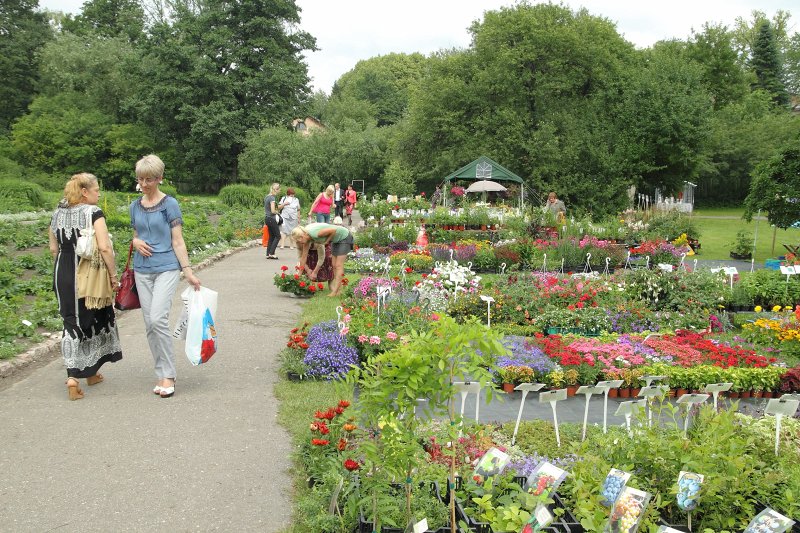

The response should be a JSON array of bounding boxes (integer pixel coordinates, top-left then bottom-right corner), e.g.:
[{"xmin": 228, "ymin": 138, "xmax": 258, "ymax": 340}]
[
  {"xmin": 493, "ymin": 335, "xmax": 555, "ymax": 382},
  {"xmin": 303, "ymin": 320, "xmax": 359, "ymax": 380}
]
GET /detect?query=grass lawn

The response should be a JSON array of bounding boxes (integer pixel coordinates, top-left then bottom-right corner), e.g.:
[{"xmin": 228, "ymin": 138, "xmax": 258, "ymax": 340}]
[{"xmin": 691, "ymin": 208, "xmax": 800, "ymax": 262}]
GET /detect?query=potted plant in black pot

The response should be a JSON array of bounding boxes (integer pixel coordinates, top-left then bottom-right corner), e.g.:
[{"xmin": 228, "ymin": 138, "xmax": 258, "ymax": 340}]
[{"xmin": 729, "ymin": 230, "xmax": 753, "ymax": 260}]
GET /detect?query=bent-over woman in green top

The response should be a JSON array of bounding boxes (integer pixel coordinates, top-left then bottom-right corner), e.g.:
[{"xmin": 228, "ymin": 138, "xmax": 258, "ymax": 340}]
[{"xmin": 291, "ymin": 223, "xmax": 354, "ymax": 296}]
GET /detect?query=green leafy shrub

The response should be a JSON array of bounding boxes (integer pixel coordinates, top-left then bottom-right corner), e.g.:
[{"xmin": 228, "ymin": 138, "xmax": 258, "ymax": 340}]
[
  {"xmin": 218, "ymin": 184, "xmax": 265, "ymax": 209},
  {"xmin": 645, "ymin": 212, "xmax": 700, "ymax": 241},
  {"xmin": 0, "ymin": 180, "xmax": 45, "ymax": 209}
]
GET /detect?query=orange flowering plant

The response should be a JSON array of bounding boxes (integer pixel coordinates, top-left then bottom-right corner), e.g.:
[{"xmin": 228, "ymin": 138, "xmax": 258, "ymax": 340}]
[{"xmin": 304, "ymin": 399, "xmax": 362, "ymax": 480}]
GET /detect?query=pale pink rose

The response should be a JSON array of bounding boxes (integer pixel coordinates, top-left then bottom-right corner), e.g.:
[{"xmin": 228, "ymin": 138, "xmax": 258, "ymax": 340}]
[
  {"xmin": 358, "ymin": 334, "xmax": 368, "ymax": 343},
  {"xmin": 386, "ymin": 331, "xmax": 398, "ymax": 340}
]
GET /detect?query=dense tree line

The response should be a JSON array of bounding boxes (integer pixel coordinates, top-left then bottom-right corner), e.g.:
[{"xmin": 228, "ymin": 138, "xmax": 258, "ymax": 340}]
[{"xmin": 1, "ymin": 1, "xmax": 798, "ymax": 214}]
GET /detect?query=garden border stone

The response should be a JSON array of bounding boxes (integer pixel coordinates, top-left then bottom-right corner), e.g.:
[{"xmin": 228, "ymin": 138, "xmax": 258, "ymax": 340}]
[{"xmin": 0, "ymin": 239, "xmax": 261, "ymax": 382}]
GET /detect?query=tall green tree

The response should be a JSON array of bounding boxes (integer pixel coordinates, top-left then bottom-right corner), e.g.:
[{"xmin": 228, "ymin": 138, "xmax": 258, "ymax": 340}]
[
  {"xmin": 61, "ymin": 0, "xmax": 145, "ymax": 43},
  {"xmin": 330, "ymin": 53, "xmax": 428, "ymax": 127},
  {"xmin": 744, "ymin": 141, "xmax": 800, "ymax": 228},
  {"xmin": 750, "ymin": 21, "xmax": 789, "ymax": 106},
  {"xmin": 686, "ymin": 23, "xmax": 749, "ymax": 109},
  {"xmin": 0, "ymin": 0, "xmax": 52, "ymax": 131},
  {"xmin": 129, "ymin": 0, "xmax": 316, "ymax": 191},
  {"xmin": 37, "ymin": 33, "xmax": 139, "ymax": 121}
]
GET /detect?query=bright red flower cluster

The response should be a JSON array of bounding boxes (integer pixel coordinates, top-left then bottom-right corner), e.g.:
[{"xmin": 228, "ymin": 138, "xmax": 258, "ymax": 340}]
[{"xmin": 287, "ymin": 322, "xmax": 310, "ymax": 350}]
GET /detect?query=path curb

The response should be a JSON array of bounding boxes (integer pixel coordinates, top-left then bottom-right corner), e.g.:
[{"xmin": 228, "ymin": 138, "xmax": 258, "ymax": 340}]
[{"xmin": 0, "ymin": 239, "xmax": 261, "ymax": 382}]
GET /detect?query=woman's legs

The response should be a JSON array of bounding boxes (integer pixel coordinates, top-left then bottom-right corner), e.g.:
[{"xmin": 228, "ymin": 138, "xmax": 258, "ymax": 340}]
[
  {"xmin": 315, "ymin": 213, "xmax": 326, "ymax": 223},
  {"xmin": 265, "ymin": 218, "xmax": 280, "ymax": 256},
  {"xmin": 135, "ymin": 270, "xmax": 180, "ymax": 386},
  {"xmin": 328, "ymin": 255, "xmax": 346, "ymax": 296}
]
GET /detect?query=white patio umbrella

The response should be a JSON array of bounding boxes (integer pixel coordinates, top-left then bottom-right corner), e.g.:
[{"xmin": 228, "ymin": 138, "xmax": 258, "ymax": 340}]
[
  {"xmin": 465, "ymin": 180, "xmax": 507, "ymax": 204},
  {"xmin": 465, "ymin": 180, "xmax": 507, "ymax": 193}
]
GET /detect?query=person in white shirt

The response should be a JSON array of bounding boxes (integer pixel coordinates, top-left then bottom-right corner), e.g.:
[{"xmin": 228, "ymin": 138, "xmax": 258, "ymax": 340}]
[{"xmin": 333, "ymin": 182, "xmax": 344, "ymax": 219}]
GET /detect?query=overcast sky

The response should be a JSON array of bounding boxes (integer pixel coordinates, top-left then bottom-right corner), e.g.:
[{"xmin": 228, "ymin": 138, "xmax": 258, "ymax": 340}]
[{"xmin": 38, "ymin": 0, "xmax": 792, "ymax": 93}]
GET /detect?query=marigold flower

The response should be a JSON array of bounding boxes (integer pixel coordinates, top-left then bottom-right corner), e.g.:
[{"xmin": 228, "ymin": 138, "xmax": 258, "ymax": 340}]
[
  {"xmin": 343, "ymin": 423, "xmax": 357, "ymax": 432},
  {"xmin": 318, "ymin": 422, "xmax": 330, "ymax": 435},
  {"xmin": 311, "ymin": 438, "xmax": 329, "ymax": 446},
  {"xmin": 343, "ymin": 459, "xmax": 360, "ymax": 471},
  {"xmin": 337, "ymin": 438, "xmax": 347, "ymax": 451},
  {"xmin": 773, "ymin": 305, "xmax": 782, "ymax": 312},
  {"xmin": 334, "ymin": 406, "xmax": 345, "ymax": 415}
]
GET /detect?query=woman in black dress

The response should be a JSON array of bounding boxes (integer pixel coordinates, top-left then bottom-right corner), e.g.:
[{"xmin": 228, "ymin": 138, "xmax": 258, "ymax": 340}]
[{"xmin": 49, "ymin": 173, "xmax": 122, "ymax": 400}]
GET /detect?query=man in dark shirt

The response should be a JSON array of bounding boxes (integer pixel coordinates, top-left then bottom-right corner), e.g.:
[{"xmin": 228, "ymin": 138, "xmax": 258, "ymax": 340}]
[{"xmin": 333, "ymin": 182, "xmax": 344, "ymax": 218}]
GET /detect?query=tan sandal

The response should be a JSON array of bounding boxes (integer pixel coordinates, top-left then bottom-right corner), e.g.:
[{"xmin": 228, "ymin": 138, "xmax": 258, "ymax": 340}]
[
  {"xmin": 86, "ymin": 373, "xmax": 104, "ymax": 386},
  {"xmin": 66, "ymin": 378, "xmax": 84, "ymax": 400}
]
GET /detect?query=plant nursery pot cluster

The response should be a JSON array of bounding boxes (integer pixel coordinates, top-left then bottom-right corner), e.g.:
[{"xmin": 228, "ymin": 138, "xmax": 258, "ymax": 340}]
[{"xmin": 450, "ymin": 476, "xmax": 581, "ymax": 533}]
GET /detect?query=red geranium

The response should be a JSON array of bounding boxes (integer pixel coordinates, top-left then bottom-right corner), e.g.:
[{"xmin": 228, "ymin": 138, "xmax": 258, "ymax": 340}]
[{"xmin": 344, "ymin": 459, "xmax": 360, "ymax": 471}]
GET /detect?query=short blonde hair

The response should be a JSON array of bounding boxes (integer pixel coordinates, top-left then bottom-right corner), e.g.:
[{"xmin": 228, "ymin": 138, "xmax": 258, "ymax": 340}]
[
  {"xmin": 291, "ymin": 226, "xmax": 308, "ymax": 241},
  {"xmin": 64, "ymin": 173, "xmax": 98, "ymax": 206},
  {"xmin": 325, "ymin": 185, "xmax": 335, "ymax": 195},
  {"xmin": 135, "ymin": 154, "xmax": 165, "ymax": 181}
]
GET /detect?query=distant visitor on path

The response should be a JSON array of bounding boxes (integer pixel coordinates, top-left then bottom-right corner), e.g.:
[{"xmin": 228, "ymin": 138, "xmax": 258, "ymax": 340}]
[
  {"xmin": 291, "ymin": 223, "xmax": 354, "ymax": 297},
  {"xmin": 263, "ymin": 182, "xmax": 282, "ymax": 259},
  {"xmin": 333, "ymin": 182, "xmax": 344, "ymax": 219},
  {"xmin": 278, "ymin": 187, "xmax": 300, "ymax": 249},
  {"xmin": 49, "ymin": 173, "xmax": 122, "ymax": 400},
  {"xmin": 130, "ymin": 154, "xmax": 201, "ymax": 399},
  {"xmin": 344, "ymin": 184, "xmax": 357, "ymax": 226},
  {"xmin": 309, "ymin": 185, "xmax": 334, "ymax": 223},
  {"xmin": 546, "ymin": 191, "xmax": 566, "ymax": 223}
]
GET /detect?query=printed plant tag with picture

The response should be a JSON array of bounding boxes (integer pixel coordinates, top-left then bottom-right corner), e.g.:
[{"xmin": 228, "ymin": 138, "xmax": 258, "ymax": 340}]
[
  {"xmin": 601, "ymin": 468, "xmax": 631, "ymax": 507},
  {"xmin": 472, "ymin": 447, "xmax": 510, "ymax": 482},
  {"xmin": 520, "ymin": 503, "xmax": 553, "ymax": 533},
  {"xmin": 604, "ymin": 486, "xmax": 651, "ymax": 533},
  {"xmin": 676, "ymin": 471, "xmax": 704, "ymax": 511},
  {"xmin": 525, "ymin": 461, "xmax": 568, "ymax": 496},
  {"xmin": 743, "ymin": 508, "xmax": 796, "ymax": 533}
]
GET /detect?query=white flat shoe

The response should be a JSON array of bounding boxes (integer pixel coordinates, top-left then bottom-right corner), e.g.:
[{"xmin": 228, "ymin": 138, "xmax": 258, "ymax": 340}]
[
  {"xmin": 159, "ymin": 386, "xmax": 175, "ymax": 398},
  {"xmin": 153, "ymin": 385, "xmax": 163, "ymax": 395}
]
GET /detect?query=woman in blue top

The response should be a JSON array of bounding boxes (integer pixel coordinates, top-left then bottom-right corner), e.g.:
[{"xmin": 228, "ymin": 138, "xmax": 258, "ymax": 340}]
[{"xmin": 130, "ymin": 154, "xmax": 200, "ymax": 398}]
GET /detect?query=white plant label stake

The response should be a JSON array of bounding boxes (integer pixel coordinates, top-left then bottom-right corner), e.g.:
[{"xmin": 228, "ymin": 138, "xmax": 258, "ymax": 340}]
[
  {"xmin": 511, "ymin": 383, "xmax": 545, "ymax": 445},
  {"xmin": 676, "ymin": 393, "xmax": 710, "ymax": 437},
  {"xmin": 577, "ymin": 385, "xmax": 605, "ymax": 441},
  {"xmin": 479, "ymin": 294, "xmax": 495, "ymax": 327},
  {"xmin": 597, "ymin": 380, "xmax": 624, "ymax": 433},
  {"xmin": 764, "ymin": 397, "xmax": 800, "ymax": 455},
  {"xmin": 702, "ymin": 382, "xmax": 732, "ymax": 411},
  {"xmin": 539, "ymin": 389, "xmax": 567, "ymax": 447},
  {"xmin": 499, "ymin": 262, "xmax": 506, "ymax": 274},
  {"xmin": 615, "ymin": 399, "xmax": 647, "ymax": 437}
]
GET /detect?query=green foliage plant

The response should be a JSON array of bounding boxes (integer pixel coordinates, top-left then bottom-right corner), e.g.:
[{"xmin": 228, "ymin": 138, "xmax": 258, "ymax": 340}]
[
  {"xmin": 347, "ymin": 316, "xmax": 506, "ymax": 532},
  {"xmin": 219, "ymin": 184, "xmax": 266, "ymax": 210}
]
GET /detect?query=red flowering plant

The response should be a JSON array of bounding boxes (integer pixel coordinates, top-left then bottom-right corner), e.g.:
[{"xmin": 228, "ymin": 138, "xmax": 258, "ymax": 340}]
[
  {"xmin": 304, "ymin": 399, "xmax": 362, "ymax": 480},
  {"xmin": 286, "ymin": 322, "xmax": 310, "ymax": 351},
  {"xmin": 273, "ymin": 265, "xmax": 325, "ymax": 296}
]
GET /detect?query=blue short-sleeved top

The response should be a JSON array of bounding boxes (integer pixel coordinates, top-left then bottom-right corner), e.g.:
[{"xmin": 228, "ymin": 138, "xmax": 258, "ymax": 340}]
[{"xmin": 129, "ymin": 195, "xmax": 183, "ymax": 273}]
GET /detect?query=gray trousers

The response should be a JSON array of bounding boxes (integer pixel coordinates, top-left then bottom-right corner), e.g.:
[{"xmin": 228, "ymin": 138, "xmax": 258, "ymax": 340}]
[{"xmin": 134, "ymin": 270, "xmax": 180, "ymax": 380}]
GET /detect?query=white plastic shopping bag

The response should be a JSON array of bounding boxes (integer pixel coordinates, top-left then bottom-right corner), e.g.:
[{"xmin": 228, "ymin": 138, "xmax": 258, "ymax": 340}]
[{"xmin": 184, "ymin": 286, "xmax": 218, "ymax": 365}]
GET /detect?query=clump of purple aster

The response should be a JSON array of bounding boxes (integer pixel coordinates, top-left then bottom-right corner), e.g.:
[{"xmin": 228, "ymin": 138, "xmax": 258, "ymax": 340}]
[
  {"xmin": 494, "ymin": 335, "xmax": 555, "ymax": 380},
  {"xmin": 429, "ymin": 244, "xmax": 477, "ymax": 263},
  {"xmin": 507, "ymin": 452, "xmax": 579, "ymax": 477},
  {"xmin": 303, "ymin": 320, "xmax": 359, "ymax": 379}
]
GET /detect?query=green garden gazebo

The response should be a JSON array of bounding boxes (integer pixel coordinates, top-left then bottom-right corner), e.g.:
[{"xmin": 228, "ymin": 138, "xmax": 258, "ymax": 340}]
[{"xmin": 441, "ymin": 156, "xmax": 526, "ymax": 208}]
